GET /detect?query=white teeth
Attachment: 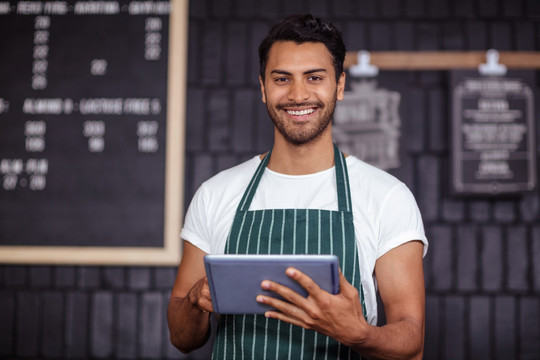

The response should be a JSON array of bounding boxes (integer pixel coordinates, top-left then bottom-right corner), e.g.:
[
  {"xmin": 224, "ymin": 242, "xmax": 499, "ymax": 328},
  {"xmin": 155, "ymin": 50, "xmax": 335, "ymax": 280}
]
[{"xmin": 287, "ymin": 109, "xmax": 315, "ymax": 116}]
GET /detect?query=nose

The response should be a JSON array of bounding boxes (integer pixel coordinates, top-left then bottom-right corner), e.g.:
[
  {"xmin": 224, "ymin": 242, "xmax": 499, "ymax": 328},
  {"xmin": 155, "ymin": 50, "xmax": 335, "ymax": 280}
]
[{"xmin": 288, "ymin": 81, "xmax": 309, "ymax": 104}]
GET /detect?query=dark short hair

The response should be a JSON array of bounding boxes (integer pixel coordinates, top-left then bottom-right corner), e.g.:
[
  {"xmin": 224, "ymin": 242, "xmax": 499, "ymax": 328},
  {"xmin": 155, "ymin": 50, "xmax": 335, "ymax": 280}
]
[{"xmin": 258, "ymin": 14, "xmax": 346, "ymax": 82}]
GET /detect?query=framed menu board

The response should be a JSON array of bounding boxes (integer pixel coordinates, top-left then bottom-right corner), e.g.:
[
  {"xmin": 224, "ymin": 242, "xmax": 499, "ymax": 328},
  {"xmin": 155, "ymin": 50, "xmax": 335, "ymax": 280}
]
[
  {"xmin": 451, "ymin": 70, "xmax": 537, "ymax": 195},
  {"xmin": 0, "ymin": 0, "xmax": 188, "ymax": 265}
]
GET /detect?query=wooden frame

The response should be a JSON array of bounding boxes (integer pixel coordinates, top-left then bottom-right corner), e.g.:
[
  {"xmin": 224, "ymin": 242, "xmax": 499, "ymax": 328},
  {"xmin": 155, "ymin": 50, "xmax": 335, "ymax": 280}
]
[
  {"xmin": 0, "ymin": 0, "xmax": 188, "ymax": 266},
  {"xmin": 344, "ymin": 51, "xmax": 540, "ymax": 70}
]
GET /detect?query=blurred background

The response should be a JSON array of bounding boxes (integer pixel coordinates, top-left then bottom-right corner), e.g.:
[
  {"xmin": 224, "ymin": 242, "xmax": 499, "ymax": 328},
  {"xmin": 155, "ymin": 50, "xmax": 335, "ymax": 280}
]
[{"xmin": 1, "ymin": 0, "xmax": 539, "ymax": 359}]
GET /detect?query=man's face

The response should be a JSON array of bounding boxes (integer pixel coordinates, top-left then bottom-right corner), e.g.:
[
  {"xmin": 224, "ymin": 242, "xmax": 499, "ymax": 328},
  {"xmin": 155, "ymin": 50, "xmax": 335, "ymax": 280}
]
[{"xmin": 260, "ymin": 41, "xmax": 345, "ymax": 146}]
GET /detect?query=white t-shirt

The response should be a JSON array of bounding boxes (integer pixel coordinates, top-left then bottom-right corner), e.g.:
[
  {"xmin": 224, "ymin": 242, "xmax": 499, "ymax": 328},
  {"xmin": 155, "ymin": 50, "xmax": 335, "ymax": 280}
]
[{"xmin": 181, "ymin": 155, "xmax": 428, "ymax": 325}]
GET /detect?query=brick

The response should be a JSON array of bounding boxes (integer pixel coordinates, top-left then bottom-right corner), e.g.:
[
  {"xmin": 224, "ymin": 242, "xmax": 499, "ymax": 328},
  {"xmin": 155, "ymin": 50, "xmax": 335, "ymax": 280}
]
[
  {"xmin": 54, "ymin": 266, "xmax": 76, "ymax": 288},
  {"xmin": 211, "ymin": 0, "xmax": 231, "ymax": 18},
  {"xmin": 444, "ymin": 296, "xmax": 465, "ymax": 359},
  {"xmin": 394, "ymin": 22, "xmax": 414, "ymax": 51},
  {"xmin": 188, "ymin": 0, "xmax": 208, "ymax": 18},
  {"xmin": 307, "ymin": 0, "xmax": 329, "ymax": 17},
  {"xmin": 16, "ymin": 292, "xmax": 39, "ymax": 357},
  {"xmin": 469, "ymin": 200, "xmax": 491, "ymax": 222},
  {"xmin": 258, "ymin": 0, "xmax": 280, "ymax": 19},
  {"xmin": 189, "ymin": 154, "xmax": 214, "ymax": 199},
  {"xmin": 232, "ymin": 89, "xmax": 256, "ymax": 153},
  {"xmin": 495, "ymin": 296, "xmax": 516, "ymax": 358},
  {"xmin": 424, "ymin": 295, "xmax": 440, "ymax": 359},
  {"xmin": 41, "ymin": 292, "xmax": 64, "ymax": 357},
  {"xmin": 442, "ymin": 199, "xmax": 465, "ymax": 222},
  {"xmin": 457, "ymin": 225, "xmax": 478, "ymax": 291},
  {"xmin": 428, "ymin": 88, "xmax": 447, "ymax": 152},
  {"xmin": 226, "ymin": 23, "xmax": 248, "ymax": 86},
  {"xmin": 129, "ymin": 267, "xmax": 151, "ymax": 290},
  {"xmin": 416, "ymin": 22, "xmax": 438, "ymax": 50},
  {"xmin": 369, "ymin": 22, "xmax": 392, "ymax": 51},
  {"xmin": 490, "ymin": 22, "xmax": 512, "ymax": 51},
  {"xmin": 140, "ymin": 292, "xmax": 164, "ymax": 358},
  {"xmin": 29, "ymin": 266, "xmax": 52, "ymax": 288},
  {"xmin": 503, "ymin": 0, "xmax": 524, "ymax": 17},
  {"xmin": 116, "ymin": 293, "xmax": 137, "ymax": 359},
  {"xmin": 507, "ymin": 226, "xmax": 529, "ymax": 292},
  {"xmin": 481, "ymin": 226, "xmax": 504, "ymax": 291},
  {"xmin": 154, "ymin": 267, "xmax": 177, "ymax": 290},
  {"xmin": 235, "ymin": 0, "xmax": 255, "ymax": 17},
  {"xmin": 353, "ymin": 0, "xmax": 377, "ymax": 18},
  {"xmin": 345, "ymin": 22, "xmax": 367, "ymax": 51},
  {"xmin": 405, "ymin": 0, "xmax": 426, "ymax": 18},
  {"xmin": 201, "ymin": 21, "xmax": 224, "ymax": 85},
  {"xmin": 249, "ymin": 22, "xmax": 270, "ymax": 87},
  {"xmin": 494, "ymin": 201, "xmax": 516, "ymax": 223},
  {"xmin": 3, "ymin": 266, "xmax": 26, "ymax": 287},
  {"xmin": 520, "ymin": 297, "xmax": 540, "ymax": 359},
  {"xmin": 405, "ymin": 88, "xmax": 426, "ymax": 153},
  {"xmin": 526, "ymin": 0, "xmax": 540, "ymax": 17},
  {"xmin": 187, "ymin": 21, "xmax": 200, "ymax": 85},
  {"xmin": 515, "ymin": 22, "xmax": 536, "ymax": 51},
  {"xmin": 428, "ymin": 0, "xmax": 449, "ymax": 17},
  {"xmin": 78, "ymin": 267, "xmax": 101, "ymax": 289},
  {"xmin": 479, "ymin": 0, "xmax": 499, "ymax": 17},
  {"xmin": 417, "ymin": 156, "xmax": 440, "ymax": 222},
  {"xmin": 442, "ymin": 22, "xmax": 464, "ymax": 50},
  {"xmin": 332, "ymin": 0, "xmax": 354, "ymax": 17},
  {"xmin": 533, "ymin": 226, "xmax": 540, "ymax": 292},
  {"xmin": 0, "ymin": 292, "xmax": 14, "ymax": 356},
  {"xmin": 256, "ymin": 101, "xmax": 274, "ymax": 153},
  {"xmin": 470, "ymin": 297, "xmax": 492, "ymax": 360},
  {"xmin": 186, "ymin": 89, "xmax": 206, "ymax": 152},
  {"xmin": 454, "ymin": 0, "xmax": 475, "ymax": 18},
  {"xmin": 65, "ymin": 292, "xmax": 89, "ymax": 358},
  {"xmin": 91, "ymin": 292, "xmax": 114, "ymax": 358},
  {"xmin": 103, "ymin": 267, "xmax": 125, "ymax": 289},
  {"xmin": 283, "ymin": 0, "xmax": 305, "ymax": 15},
  {"xmin": 208, "ymin": 90, "xmax": 230, "ymax": 152},
  {"xmin": 216, "ymin": 154, "xmax": 240, "ymax": 174},
  {"xmin": 429, "ymin": 225, "xmax": 453, "ymax": 290},
  {"xmin": 465, "ymin": 22, "xmax": 487, "ymax": 50},
  {"xmin": 381, "ymin": 0, "xmax": 401, "ymax": 18}
]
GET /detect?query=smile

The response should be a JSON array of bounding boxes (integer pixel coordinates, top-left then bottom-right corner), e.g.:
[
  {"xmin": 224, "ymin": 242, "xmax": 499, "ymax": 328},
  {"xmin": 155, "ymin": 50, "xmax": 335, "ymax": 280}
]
[{"xmin": 286, "ymin": 108, "xmax": 315, "ymax": 116}]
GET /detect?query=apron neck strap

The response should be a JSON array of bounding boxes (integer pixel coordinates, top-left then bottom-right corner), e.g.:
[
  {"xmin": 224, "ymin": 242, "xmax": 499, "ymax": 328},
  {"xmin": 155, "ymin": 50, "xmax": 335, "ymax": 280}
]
[{"xmin": 237, "ymin": 144, "xmax": 352, "ymax": 213}]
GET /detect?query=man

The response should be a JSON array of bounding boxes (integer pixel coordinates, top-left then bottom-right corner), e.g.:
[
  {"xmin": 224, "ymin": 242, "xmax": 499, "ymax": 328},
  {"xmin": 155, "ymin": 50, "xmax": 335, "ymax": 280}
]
[{"xmin": 168, "ymin": 14, "xmax": 428, "ymax": 359}]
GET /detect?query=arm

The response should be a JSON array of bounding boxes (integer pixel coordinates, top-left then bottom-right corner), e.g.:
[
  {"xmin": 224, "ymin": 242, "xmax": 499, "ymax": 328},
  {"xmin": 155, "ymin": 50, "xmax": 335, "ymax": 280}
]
[
  {"xmin": 256, "ymin": 240, "xmax": 425, "ymax": 359},
  {"xmin": 167, "ymin": 241, "xmax": 213, "ymax": 353}
]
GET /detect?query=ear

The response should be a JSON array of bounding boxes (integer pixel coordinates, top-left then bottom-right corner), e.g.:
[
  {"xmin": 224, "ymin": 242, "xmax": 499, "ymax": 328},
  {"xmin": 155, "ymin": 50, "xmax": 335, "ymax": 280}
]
[
  {"xmin": 259, "ymin": 76, "xmax": 267, "ymax": 103},
  {"xmin": 336, "ymin": 72, "xmax": 346, "ymax": 101}
]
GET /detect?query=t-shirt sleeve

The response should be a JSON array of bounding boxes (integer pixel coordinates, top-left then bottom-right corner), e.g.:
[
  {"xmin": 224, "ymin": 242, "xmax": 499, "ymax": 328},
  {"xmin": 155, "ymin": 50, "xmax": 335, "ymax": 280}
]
[
  {"xmin": 180, "ymin": 184, "xmax": 212, "ymax": 254},
  {"xmin": 376, "ymin": 183, "xmax": 428, "ymax": 259}
]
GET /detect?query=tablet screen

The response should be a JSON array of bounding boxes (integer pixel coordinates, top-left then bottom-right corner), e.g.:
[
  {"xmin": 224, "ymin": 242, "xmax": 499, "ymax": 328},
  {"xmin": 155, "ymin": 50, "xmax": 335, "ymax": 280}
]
[{"xmin": 204, "ymin": 254, "xmax": 340, "ymax": 314}]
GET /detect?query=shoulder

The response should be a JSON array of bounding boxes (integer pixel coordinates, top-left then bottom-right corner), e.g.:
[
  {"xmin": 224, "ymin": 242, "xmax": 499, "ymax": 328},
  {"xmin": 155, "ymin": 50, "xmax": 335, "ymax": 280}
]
[
  {"xmin": 345, "ymin": 155, "xmax": 406, "ymax": 195},
  {"xmin": 198, "ymin": 155, "xmax": 261, "ymax": 196}
]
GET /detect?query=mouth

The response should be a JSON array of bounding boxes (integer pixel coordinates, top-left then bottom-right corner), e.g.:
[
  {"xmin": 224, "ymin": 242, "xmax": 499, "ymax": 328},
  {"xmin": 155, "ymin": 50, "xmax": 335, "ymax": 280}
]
[{"xmin": 286, "ymin": 108, "xmax": 316, "ymax": 116}]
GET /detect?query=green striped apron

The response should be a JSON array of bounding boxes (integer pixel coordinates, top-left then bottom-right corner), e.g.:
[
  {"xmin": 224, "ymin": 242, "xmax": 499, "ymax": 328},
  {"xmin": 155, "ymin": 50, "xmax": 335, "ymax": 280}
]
[{"xmin": 212, "ymin": 144, "xmax": 366, "ymax": 360}]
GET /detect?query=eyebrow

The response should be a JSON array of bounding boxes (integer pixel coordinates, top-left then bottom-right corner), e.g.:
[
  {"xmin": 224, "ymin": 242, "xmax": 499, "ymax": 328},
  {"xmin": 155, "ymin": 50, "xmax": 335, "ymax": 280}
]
[{"xmin": 270, "ymin": 68, "xmax": 328, "ymax": 76}]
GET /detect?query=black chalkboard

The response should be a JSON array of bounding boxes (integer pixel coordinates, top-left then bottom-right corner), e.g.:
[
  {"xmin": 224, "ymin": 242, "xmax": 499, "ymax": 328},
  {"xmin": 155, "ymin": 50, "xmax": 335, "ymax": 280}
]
[
  {"xmin": 451, "ymin": 70, "xmax": 537, "ymax": 195},
  {"xmin": 0, "ymin": 1, "xmax": 186, "ymax": 264}
]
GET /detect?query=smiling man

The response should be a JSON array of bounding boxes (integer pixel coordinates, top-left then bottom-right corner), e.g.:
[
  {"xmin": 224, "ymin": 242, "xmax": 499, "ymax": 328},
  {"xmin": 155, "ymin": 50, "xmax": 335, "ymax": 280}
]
[{"xmin": 168, "ymin": 14, "xmax": 428, "ymax": 360}]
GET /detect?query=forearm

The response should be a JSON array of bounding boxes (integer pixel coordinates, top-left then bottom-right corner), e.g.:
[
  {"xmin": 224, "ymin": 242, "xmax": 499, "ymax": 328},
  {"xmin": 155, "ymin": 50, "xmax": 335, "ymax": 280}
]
[
  {"xmin": 167, "ymin": 295, "xmax": 211, "ymax": 353},
  {"xmin": 348, "ymin": 317, "xmax": 424, "ymax": 360}
]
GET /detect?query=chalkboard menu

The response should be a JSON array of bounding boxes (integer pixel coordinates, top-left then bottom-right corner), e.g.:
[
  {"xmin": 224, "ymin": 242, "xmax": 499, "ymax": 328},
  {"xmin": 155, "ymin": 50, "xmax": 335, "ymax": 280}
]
[
  {"xmin": 0, "ymin": 0, "xmax": 188, "ymax": 265},
  {"xmin": 451, "ymin": 70, "xmax": 537, "ymax": 195}
]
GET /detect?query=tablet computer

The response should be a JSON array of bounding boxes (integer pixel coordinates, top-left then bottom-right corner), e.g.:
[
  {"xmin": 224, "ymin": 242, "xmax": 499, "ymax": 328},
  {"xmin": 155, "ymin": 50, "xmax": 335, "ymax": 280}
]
[{"xmin": 204, "ymin": 254, "xmax": 340, "ymax": 314}]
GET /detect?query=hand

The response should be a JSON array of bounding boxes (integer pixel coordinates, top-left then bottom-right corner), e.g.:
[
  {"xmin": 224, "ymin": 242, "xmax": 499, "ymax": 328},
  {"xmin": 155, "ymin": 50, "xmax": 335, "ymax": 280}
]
[
  {"xmin": 256, "ymin": 267, "xmax": 368, "ymax": 347},
  {"xmin": 188, "ymin": 276, "xmax": 214, "ymax": 313}
]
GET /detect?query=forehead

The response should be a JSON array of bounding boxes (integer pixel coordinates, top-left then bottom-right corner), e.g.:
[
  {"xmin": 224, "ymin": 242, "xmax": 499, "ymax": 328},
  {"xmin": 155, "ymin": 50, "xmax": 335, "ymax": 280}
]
[{"xmin": 265, "ymin": 41, "xmax": 334, "ymax": 74}]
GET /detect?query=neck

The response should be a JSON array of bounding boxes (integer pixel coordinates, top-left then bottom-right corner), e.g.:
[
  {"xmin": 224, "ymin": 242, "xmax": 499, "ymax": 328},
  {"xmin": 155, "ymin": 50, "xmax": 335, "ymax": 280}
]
[{"xmin": 266, "ymin": 129, "xmax": 335, "ymax": 175}]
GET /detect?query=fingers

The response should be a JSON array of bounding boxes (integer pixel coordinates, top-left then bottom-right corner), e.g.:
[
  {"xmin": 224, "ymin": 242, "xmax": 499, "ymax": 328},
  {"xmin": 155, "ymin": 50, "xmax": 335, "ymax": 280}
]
[{"xmin": 189, "ymin": 277, "xmax": 214, "ymax": 313}]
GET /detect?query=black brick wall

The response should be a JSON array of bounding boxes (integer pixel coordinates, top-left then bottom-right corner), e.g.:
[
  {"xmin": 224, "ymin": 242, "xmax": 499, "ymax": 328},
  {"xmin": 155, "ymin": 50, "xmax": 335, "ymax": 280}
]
[{"xmin": 1, "ymin": 0, "xmax": 540, "ymax": 359}]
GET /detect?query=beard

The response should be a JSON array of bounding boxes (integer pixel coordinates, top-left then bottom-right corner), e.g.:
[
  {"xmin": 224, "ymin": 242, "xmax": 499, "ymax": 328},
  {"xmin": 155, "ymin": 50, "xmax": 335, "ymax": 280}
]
[{"xmin": 265, "ymin": 94, "xmax": 337, "ymax": 146}]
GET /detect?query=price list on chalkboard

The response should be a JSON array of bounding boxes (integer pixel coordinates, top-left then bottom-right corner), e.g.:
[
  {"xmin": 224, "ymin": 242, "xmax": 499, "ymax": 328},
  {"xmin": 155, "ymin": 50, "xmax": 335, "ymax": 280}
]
[
  {"xmin": 0, "ymin": 1, "xmax": 176, "ymax": 251},
  {"xmin": 451, "ymin": 70, "xmax": 537, "ymax": 195}
]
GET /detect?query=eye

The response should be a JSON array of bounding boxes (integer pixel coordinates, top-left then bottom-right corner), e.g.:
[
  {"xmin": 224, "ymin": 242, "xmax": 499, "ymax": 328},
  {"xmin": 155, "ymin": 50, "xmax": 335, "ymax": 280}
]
[
  {"xmin": 307, "ymin": 75, "xmax": 323, "ymax": 82},
  {"xmin": 274, "ymin": 77, "xmax": 290, "ymax": 83}
]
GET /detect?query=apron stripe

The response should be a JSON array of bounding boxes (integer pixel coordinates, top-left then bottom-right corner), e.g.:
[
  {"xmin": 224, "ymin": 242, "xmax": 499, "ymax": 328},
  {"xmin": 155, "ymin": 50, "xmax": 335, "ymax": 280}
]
[{"xmin": 216, "ymin": 145, "xmax": 365, "ymax": 360}]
